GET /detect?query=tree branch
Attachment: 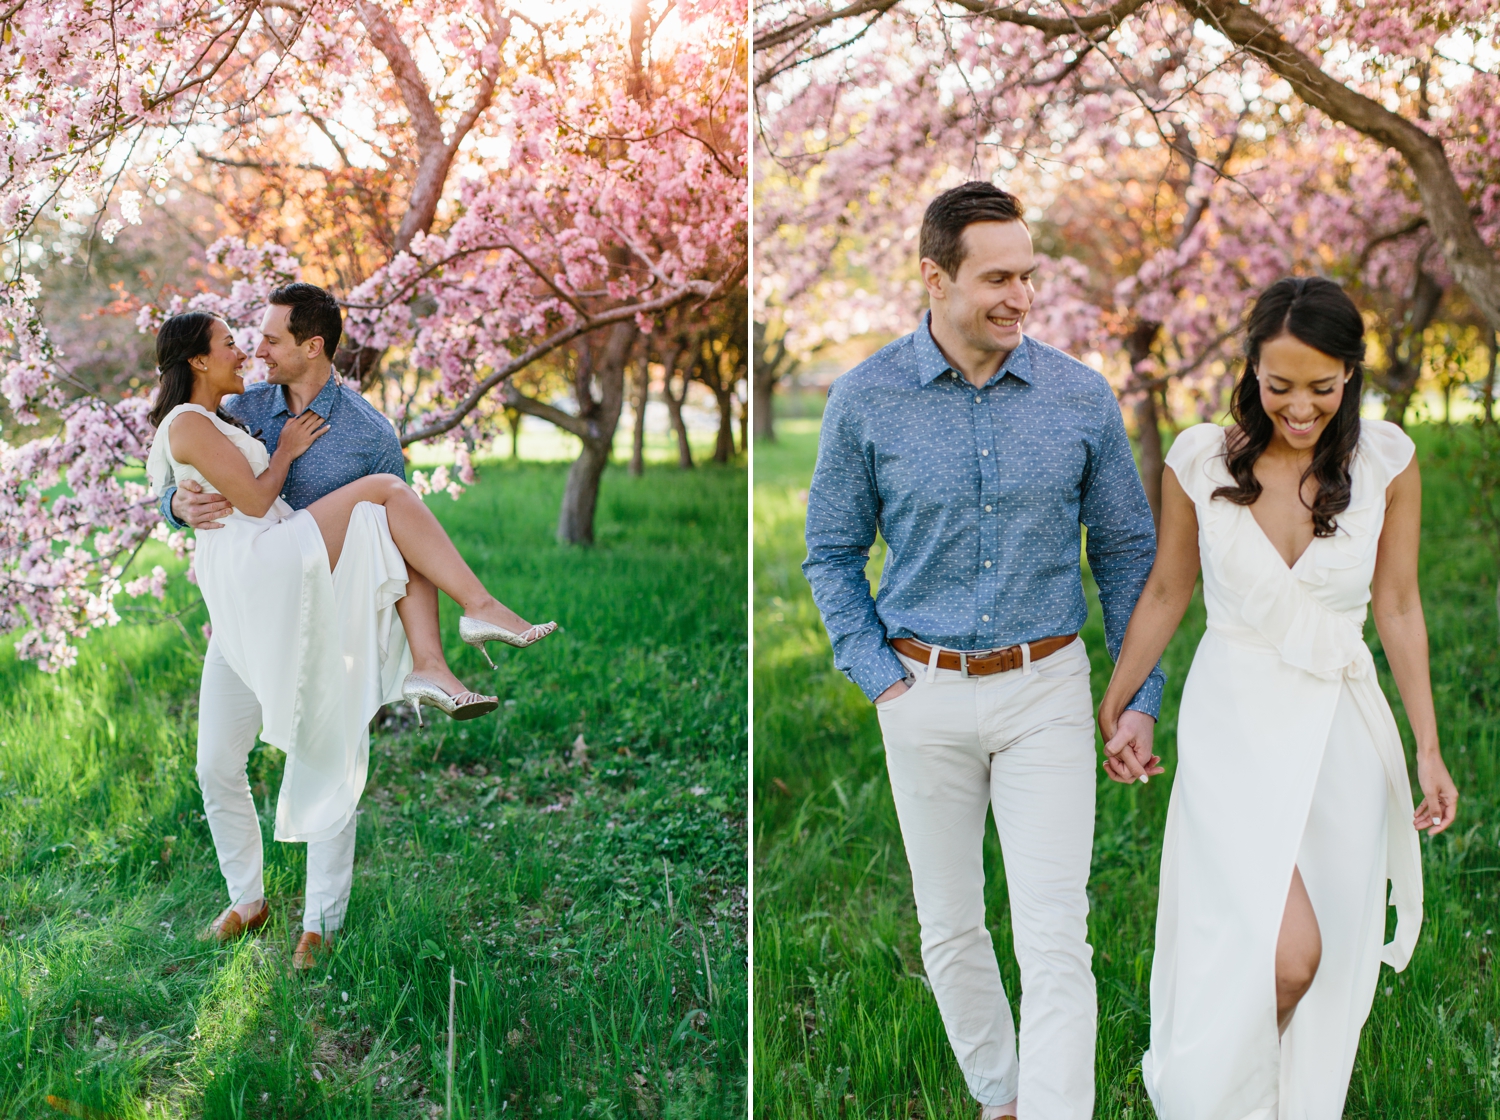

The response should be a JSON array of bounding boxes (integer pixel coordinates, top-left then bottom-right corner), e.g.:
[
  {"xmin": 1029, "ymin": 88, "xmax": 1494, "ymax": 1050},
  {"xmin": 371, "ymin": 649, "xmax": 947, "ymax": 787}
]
[
  {"xmin": 355, "ymin": 0, "xmax": 510, "ymax": 253},
  {"xmin": 503, "ymin": 387, "xmax": 591, "ymax": 439},
  {"xmin": 398, "ymin": 268, "xmax": 741, "ymax": 446},
  {"xmin": 757, "ymin": 0, "xmax": 1147, "ymax": 56},
  {"xmin": 755, "ymin": 0, "xmax": 901, "ymax": 52}
]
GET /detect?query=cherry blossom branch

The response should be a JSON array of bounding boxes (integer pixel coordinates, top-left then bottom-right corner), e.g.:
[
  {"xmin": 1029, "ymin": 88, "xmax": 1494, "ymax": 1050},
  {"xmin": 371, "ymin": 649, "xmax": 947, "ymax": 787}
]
[
  {"xmin": 1178, "ymin": 0, "xmax": 1500, "ymax": 334},
  {"xmin": 355, "ymin": 0, "xmax": 509, "ymax": 252},
  {"xmin": 398, "ymin": 269, "xmax": 743, "ymax": 445}
]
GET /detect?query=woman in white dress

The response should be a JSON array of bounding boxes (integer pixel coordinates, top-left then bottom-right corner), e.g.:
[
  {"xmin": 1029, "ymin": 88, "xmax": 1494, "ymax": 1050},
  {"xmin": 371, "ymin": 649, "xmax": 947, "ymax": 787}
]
[
  {"xmin": 145, "ymin": 312, "xmax": 555, "ymax": 852},
  {"xmin": 1096, "ymin": 277, "xmax": 1458, "ymax": 1118}
]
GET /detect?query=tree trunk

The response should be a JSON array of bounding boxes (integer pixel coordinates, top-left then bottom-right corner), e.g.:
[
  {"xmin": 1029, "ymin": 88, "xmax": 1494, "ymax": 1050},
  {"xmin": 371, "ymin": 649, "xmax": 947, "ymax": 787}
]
[
  {"xmin": 1375, "ymin": 264, "xmax": 1445, "ymax": 428},
  {"xmin": 558, "ymin": 434, "xmax": 613, "ymax": 546},
  {"xmin": 1122, "ymin": 320, "xmax": 1165, "ymax": 523},
  {"xmin": 666, "ymin": 378, "xmax": 694, "ymax": 468},
  {"xmin": 753, "ymin": 320, "xmax": 797, "ymax": 442},
  {"xmin": 629, "ymin": 344, "xmax": 650, "ymax": 476},
  {"xmin": 662, "ymin": 341, "xmax": 695, "ymax": 469},
  {"xmin": 1483, "ymin": 330, "xmax": 1497, "ymax": 424},
  {"xmin": 713, "ymin": 384, "xmax": 736, "ymax": 462},
  {"xmin": 754, "ymin": 362, "xmax": 777, "ymax": 441},
  {"xmin": 1382, "ymin": 364, "xmax": 1422, "ymax": 426},
  {"xmin": 556, "ymin": 322, "xmax": 636, "ymax": 545},
  {"xmin": 1135, "ymin": 391, "xmax": 1165, "ymax": 526},
  {"xmin": 738, "ymin": 387, "xmax": 748, "ymax": 453},
  {"xmin": 505, "ymin": 406, "xmax": 522, "ymax": 461}
]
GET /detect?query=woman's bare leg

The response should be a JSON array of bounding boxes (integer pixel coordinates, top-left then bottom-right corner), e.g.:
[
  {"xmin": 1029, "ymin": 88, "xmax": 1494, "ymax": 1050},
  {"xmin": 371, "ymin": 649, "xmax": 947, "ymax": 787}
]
[
  {"xmin": 394, "ymin": 569, "xmax": 474, "ymax": 696},
  {"xmin": 306, "ymin": 474, "xmax": 534, "ymax": 633},
  {"xmin": 1276, "ymin": 866, "xmax": 1321, "ymax": 1034}
]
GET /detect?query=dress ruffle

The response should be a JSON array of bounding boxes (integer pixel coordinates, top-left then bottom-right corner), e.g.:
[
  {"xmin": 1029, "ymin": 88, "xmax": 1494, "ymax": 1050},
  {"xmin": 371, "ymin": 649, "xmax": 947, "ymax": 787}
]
[
  {"xmin": 1163, "ymin": 420, "xmax": 1421, "ymax": 968},
  {"xmin": 1147, "ymin": 419, "xmax": 1424, "ymax": 1119}
]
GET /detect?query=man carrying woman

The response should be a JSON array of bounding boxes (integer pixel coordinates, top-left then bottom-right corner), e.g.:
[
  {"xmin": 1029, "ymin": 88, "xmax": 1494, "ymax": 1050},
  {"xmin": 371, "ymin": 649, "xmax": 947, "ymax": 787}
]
[{"xmin": 149, "ymin": 283, "xmax": 554, "ymax": 968}]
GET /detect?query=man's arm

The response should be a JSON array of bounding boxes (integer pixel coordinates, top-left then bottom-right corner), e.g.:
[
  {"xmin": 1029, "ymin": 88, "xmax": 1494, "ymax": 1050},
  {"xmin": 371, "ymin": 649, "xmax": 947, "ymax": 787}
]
[
  {"xmin": 375, "ymin": 426, "xmax": 406, "ymax": 480},
  {"xmin": 801, "ymin": 387, "xmax": 907, "ymax": 702},
  {"xmin": 356, "ymin": 395, "xmax": 406, "ymax": 480},
  {"xmin": 1080, "ymin": 392, "xmax": 1166, "ymax": 718}
]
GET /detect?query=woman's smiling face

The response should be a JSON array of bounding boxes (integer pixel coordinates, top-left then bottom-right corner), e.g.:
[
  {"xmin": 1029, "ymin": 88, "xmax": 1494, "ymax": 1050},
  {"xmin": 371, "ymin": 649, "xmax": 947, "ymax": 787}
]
[
  {"xmin": 1257, "ymin": 331, "xmax": 1350, "ymax": 452},
  {"xmin": 192, "ymin": 319, "xmax": 249, "ymax": 397}
]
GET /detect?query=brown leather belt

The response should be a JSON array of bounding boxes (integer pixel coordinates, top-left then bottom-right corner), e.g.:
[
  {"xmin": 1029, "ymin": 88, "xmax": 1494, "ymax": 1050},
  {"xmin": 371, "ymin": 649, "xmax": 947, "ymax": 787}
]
[{"xmin": 890, "ymin": 634, "xmax": 1077, "ymax": 676}]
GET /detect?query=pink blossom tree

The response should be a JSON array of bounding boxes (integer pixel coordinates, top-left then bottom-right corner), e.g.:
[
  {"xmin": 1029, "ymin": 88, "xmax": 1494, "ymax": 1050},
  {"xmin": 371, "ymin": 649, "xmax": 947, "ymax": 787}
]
[
  {"xmin": 755, "ymin": 0, "xmax": 1499, "ymax": 512},
  {"xmin": 1, "ymin": 0, "xmax": 746, "ymax": 669}
]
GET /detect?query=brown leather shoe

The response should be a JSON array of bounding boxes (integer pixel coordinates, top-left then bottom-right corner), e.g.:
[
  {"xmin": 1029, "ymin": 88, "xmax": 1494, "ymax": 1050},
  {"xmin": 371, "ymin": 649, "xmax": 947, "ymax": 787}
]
[
  {"xmin": 199, "ymin": 898, "xmax": 270, "ymax": 942},
  {"xmin": 292, "ymin": 931, "xmax": 324, "ymax": 971}
]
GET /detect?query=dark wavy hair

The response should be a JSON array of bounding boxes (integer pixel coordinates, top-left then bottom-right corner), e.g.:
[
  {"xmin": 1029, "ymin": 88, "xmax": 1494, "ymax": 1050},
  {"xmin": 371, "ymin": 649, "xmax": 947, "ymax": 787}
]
[
  {"xmin": 1211, "ymin": 276, "xmax": 1366, "ymax": 538},
  {"xmin": 146, "ymin": 312, "xmax": 247, "ymax": 431}
]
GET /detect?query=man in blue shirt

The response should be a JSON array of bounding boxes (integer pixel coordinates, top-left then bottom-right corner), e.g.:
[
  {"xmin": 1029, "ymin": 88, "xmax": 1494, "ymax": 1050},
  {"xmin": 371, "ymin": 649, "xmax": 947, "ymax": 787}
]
[
  {"xmin": 166, "ymin": 283, "xmax": 468, "ymax": 968},
  {"xmin": 803, "ymin": 183, "xmax": 1162, "ymax": 1118}
]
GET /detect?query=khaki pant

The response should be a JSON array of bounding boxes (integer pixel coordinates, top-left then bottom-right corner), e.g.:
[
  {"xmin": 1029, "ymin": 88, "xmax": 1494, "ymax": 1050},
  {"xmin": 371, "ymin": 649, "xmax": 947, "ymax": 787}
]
[{"xmin": 877, "ymin": 637, "xmax": 1098, "ymax": 1119}]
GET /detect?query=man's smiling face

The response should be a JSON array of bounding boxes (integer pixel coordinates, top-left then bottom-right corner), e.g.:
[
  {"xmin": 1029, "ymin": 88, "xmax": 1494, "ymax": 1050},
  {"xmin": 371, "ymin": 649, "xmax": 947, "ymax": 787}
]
[
  {"xmin": 927, "ymin": 220, "xmax": 1035, "ymax": 359},
  {"xmin": 256, "ymin": 304, "xmax": 312, "ymax": 386}
]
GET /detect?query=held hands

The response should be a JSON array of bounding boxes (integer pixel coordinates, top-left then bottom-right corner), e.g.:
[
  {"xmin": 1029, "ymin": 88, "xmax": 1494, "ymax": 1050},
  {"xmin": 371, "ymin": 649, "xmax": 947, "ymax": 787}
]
[
  {"xmin": 278, "ymin": 410, "xmax": 330, "ymax": 459},
  {"xmin": 1413, "ymin": 750, "xmax": 1459, "ymax": 835},
  {"xmin": 1099, "ymin": 704, "xmax": 1163, "ymax": 784}
]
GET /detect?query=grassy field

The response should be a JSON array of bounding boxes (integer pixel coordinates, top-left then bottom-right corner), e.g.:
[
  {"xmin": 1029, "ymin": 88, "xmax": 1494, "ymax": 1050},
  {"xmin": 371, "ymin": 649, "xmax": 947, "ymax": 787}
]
[
  {"xmin": 753, "ymin": 418, "xmax": 1500, "ymax": 1119},
  {"xmin": 0, "ymin": 460, "xmax": 747, "ymax": 1119}
]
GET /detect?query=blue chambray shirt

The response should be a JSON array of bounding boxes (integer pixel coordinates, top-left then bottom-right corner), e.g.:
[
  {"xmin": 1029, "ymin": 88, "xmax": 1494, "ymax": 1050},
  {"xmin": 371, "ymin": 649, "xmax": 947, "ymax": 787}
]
[
  {"xmin": 158, "ymin": 375, "xmax": 406, "ymax": 526},
  {"xmin": 802, "ymin": 313, "xmax": 1166, "ymax": 716}
]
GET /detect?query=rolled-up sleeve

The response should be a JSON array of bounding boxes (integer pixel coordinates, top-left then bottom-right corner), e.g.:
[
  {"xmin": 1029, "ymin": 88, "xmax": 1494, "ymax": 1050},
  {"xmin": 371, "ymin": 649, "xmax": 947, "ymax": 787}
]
[
  {"xmin": 1081, "ymin": 393, "xmax": 1166, "ymax": 718},
  {"xmin": 158, "ymin": 486, "xmax": 184, "ymax": 529},
  {"xmin": 802, "ymin": 386, "xmax": 907, "ymax": 701}
]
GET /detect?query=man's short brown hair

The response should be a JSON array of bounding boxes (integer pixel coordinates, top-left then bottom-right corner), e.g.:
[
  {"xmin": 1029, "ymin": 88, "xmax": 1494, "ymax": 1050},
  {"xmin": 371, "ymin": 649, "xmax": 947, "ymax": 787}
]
[
  {"xmin": 919, "ymin": 182, "xmax": 1027, "ymax": 278},
  {"xmin": 268, "ymin": 282, "xmax": 342, "ymax": 360}
]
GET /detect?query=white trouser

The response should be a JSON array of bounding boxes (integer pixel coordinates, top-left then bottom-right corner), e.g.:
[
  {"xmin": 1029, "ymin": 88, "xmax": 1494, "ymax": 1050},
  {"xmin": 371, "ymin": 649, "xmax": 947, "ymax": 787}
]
[
  {"xmin": 876, "ymin": 638, "xmax": 1098, "ymax": 1120},
  {"xmin": 197, "ymin": 635, "xmax": 359, "ymax": 934}
]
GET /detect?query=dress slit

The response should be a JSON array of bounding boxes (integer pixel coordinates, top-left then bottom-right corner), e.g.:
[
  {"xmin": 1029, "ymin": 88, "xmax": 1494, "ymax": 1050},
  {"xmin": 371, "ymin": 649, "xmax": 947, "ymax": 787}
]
[{"xmin": 1144, "ymin": 419, "xmax": 1422, "ymax": 1120}]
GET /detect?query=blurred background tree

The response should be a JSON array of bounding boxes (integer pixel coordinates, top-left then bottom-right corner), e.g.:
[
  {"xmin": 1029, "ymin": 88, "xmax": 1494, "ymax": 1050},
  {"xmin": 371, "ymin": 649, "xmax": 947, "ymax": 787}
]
[{"xmin": 754, "ymin": 0, "xmax": 1500, "ymax": 515}]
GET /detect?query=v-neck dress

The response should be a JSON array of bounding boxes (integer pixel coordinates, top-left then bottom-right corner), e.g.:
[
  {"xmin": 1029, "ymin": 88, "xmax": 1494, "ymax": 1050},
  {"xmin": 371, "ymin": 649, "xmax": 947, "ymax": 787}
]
[
  {"xmin": 1142, "ymin": 419, "xmax": 1423, "ymax": 1120},
  {"xmin": 147, "ymin": 404, "xmax": 412, "ymax": 844}
]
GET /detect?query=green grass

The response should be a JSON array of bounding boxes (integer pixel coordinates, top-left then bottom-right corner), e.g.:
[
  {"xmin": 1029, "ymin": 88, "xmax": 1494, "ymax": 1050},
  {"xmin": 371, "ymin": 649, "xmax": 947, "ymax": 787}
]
[
  {"xmin": 0, "ymin": 460, "xmax": 747, "ymax": 1119},
  {"xmin": 753, "ymin": 419, "xmax": 1500, "ymax": 1119}
]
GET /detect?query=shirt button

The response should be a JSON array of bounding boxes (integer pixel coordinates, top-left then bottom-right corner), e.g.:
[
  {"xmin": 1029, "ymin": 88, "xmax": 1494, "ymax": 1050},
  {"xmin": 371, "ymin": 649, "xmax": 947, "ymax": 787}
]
[
  {"xmin": 981, "ymin": 449, "xmax": 989, "ymax": 456},
  {"xmin": 985, "ymin": 505, "xmax": 993, "ymax": 512},
  {"xmin": 982, "ymin": 615, "xmax": 990, "ymax": 622},
  {"xmin": 984, "ymin": 560, "xmax": 992, "ymax": 568},
  {"xmin": 974, "ymin": 395, "xmax": 982, "ymax": 404}
]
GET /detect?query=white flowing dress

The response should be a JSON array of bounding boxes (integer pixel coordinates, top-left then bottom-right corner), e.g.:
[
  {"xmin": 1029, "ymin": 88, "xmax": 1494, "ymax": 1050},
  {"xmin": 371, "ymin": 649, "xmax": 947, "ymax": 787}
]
[
  {"xmin": 147, "ymin": 404, "xmax": 412, "ymax": 844},
  {"xmin": 1142, "ymin": 419, "xmax": 1423, "ymax": 1120}
]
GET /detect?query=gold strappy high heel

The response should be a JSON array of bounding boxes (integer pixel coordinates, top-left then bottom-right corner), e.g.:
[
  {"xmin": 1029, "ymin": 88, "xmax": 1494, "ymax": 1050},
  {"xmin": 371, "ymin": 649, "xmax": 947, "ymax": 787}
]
[
  {"xmin": 458, "ymin": 617, "xmax": 558, "ymax": 669},
  {"xmin": 401, "ymin": 673, "xmax": 499, "ymax": 726}
]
